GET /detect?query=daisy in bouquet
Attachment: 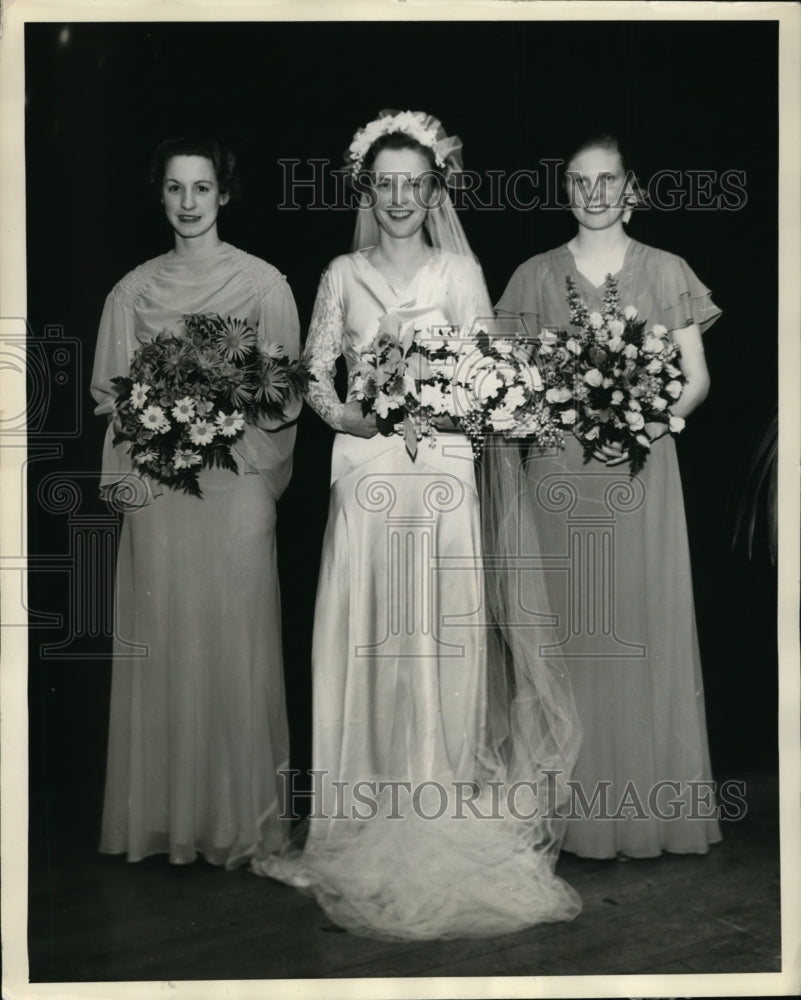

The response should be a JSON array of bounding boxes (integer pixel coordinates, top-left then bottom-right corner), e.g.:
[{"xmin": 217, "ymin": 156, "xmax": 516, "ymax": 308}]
[
  {"xmin": 349, "ymin": 313, "xmax": 464, "ymax": 460},
  {"xmin": 110, "ymin": 313, "xmax": 309, "ymax": 497},
  {"xmin": 533, "ymin": 276, "xmax": 687, "ymax": 476},
  {"xmin": 451, "ymin": 320, "xmax": 545, "ymax": 458}
]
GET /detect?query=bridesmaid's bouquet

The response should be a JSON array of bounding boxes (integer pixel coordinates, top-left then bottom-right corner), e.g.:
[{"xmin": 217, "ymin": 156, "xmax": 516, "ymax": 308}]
[
  {"xmin": 350, "ymin": 314, "xmax": 464, "ymax": 460},
  {"xmin": 110, "ymin": 313, "xmax": 309, "ymax": 497},
  {"xmin": 533, "ymin": 276, "xmax": 687, "ymax": 476}
]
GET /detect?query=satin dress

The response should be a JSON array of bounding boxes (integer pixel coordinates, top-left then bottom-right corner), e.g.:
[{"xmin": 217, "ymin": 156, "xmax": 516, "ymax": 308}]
[
  {"xmin": 251, "ymin": 249, "xmax": 582, "ymax": 941},
  {"xmin": 92, "ymin": 242, "xmax": 300, "ymax": 868}
]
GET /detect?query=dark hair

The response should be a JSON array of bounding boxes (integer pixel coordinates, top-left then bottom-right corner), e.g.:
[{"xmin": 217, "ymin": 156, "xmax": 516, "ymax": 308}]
[
  {"xmin": 147, "ymin": 137, "xmax": 241, "ymax": 200},
  {"xmin": 562, "ymin": 131, "xmax": 645, "ymax": 209},
  {"xmin": 360, "ymin": 132, "xmax": 445, "ymax": 187}
]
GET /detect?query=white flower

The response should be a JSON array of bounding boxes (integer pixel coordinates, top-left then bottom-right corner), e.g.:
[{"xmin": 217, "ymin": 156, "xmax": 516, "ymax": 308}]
[
  {"xmin": 628, "ymin": 399, "xmax": 642, "ymax": 412},
  {"xmin": 172, "ymin": 397, "xmax": 196, "ymax": 423},
  {"xmin": 584, "ymin": 425, "xmax": 600, "ymax": 441},
  {"xmin": 374, "ymin": 393, "xmax": 395, "ymax": 418},
  {"xmin": 488, "ymin": 404, "xmax": 513, "ymax": 428},
  {"xmin": 607, "ymin": 336, "xmax": 624, "ymax": 353},
  {"xmin": 420, "ymin": 382, "xmax": 449, "ymax": 414},
  {"xmin": 625, "ymin": 411, "xmax": 645, "ymax": 431},
  {"xmin": 623, "ymin": 344, "xmax": 639, "ymax": 360},
  {"xmin": 131, "ymin": 383, "xmax": 150, "ymax": 409},
  {"xmin": 173, "ymin": 448, "xmax": 202, "ymax": 469},
  {"xmin": 665, "ymin": 363, "xmax": 681, "ymax": 378},
  {"xmin": 646, "ymin": 358, "xmax": 663, "ymax": 374},
  {"xmin": 134, "ymin": 450, "xmax": 157, "ymax": 465},
  {"xmin": 611, "ymin": 390, "xmax": 625, "ymax": 405},
  {"xmin": 623, "ymin": 305, "xmax": 638, "ymax": 320},
  {"xmin": 139, "ymin": 405, "xmax": 169, "ymax": 433},
  {"xmin": 669, "ymin": 415, "xmax": 686, "ymax": 433},
  {"xmin": 189, "ymin": 418, "xmax": 215, "ymax": 446},
  {"xmin": 635, "ymin": 434, "xmax": 652, "ymax": 448},
  {"xmin": 561, "ymin": 409, "xmax": 578, "ymax": 425},
  {"xmin": 478, "ymin": 370, "xmax": 503, "ymax": 400},
  {"xmin": 665, "ymin": 380, "xmax": 683, "ymax": 400},
  {"xmin": 651, "ymin": 323, "xmax": 668, "ymax": 338},
  {"xmin": 264, "ymin": 343, "xmax": 285, "ymax": 359},
  {"xmin": 546, "ymin": 386, "xmax": 572, "ymax": 404},
  {"xmin": 588, "ymin": 311, "xmax": 603, "ymax": 329},
  {"xmin": 584, "ymin": 368, "xmax": 604, "ymax": 387},
  {"xmin": 504, "ymin": 385, "xmax": 527, "ymax": 410},
  {"xmin": 565, "ymin": 338, "xmax": 582, "ymax": 355},
  {"xmin": 494, "ymin": 339, "xmax": 514, "ymax": 355},
  {"xmin": 215, "ymin": 411, "xmax": 245, "ymax": 437},
  {"xmin": 652, "ymin": 396, "xmax": 668, "ymax": 412},
  {"xmin": 195, "ymin": 399, "xmax": 214, "ymax": 417},
  {"xmin": 642, "ymin": 336, "xmax": 663, "ymax": 354},
  {"xmin": 608, "ymin": 319, "xmax": 625, "ymax": 337}
]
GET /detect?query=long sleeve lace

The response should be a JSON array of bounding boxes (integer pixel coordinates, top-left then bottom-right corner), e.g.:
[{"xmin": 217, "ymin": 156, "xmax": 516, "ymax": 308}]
[{"xmin": 302, "ymin": 266, "xmax": 346, "ymax": 431}]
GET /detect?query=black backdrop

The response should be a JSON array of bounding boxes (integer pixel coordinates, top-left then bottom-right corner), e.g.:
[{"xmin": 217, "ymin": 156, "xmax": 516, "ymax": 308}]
[{"xmin": 25, "ymin": 20, "xmax": 778, "ymax": 843}]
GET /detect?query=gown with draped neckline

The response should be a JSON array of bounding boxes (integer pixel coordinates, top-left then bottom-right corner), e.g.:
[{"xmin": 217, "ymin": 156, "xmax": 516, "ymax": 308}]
[
  {"xmin": 250, "ymin": 249, "xmax": 583, "ymax": 941},
  {"xmin": 92, "ymin": 242, "xmax": 300, "ymax": 868}
]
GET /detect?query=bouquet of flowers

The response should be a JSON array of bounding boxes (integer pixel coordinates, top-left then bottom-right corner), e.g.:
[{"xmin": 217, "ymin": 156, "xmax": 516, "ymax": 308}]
[
  {"xmin": 451, "ymin": 322, "xmax": 544, "ymax": 458},
  {"xmin": 349, "ymin": 314, "xmax": 464, "ymax": 459},
  {"xmin": 110, "ymin": 313, "xmax": 309, "ymax": 497},
  {"xmin": 533, "ymin": 276, "xmax": 687, "ymax": 476}
]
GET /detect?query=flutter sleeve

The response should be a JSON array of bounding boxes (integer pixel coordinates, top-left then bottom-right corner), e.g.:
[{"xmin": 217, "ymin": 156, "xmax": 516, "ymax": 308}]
[
  {"xmin": 657, "ymin": 254, "xmax": 722, "ymax": 334},
  {"xmin": 91, "ymin": 287, "xmax": 157, "ymax": 507},
  {"xmin": 231, "ymin": 273, "xmax": 301, "ymax": 500},
  {"xmin": 302, "ymin": 265, "xmax": 347, "ymax": 431}
]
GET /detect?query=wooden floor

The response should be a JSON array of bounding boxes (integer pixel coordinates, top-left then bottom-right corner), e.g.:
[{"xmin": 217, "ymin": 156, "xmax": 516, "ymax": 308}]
[{"xmin": 27, "ymin": 769, "xmax": 780, "ymax": 983}]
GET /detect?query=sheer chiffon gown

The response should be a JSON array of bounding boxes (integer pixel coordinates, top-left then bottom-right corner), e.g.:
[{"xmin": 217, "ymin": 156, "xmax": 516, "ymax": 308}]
[
  {"xmin": 251, "ymin": 249, "xmax": 583, "ymax": 940},
  {"xmin": 496, "ymin": 239, "xmax": 723, "ymax": 858},
  {"xmin": 92, "ymin": 242, "xmax": 300, "ymax": 868}
]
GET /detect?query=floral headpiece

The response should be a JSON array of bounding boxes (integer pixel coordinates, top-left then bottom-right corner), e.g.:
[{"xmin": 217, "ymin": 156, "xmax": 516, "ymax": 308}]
[{"xmin": 345, "ymin": 109, "xmax": 463, "ymax": 182}]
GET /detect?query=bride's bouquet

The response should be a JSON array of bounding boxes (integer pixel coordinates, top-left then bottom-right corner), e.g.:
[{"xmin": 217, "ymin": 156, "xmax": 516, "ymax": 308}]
[
  {"xmin": 349, "ymin": 314, "xmax": 464, "ymax": 459},
  {"xmin": 110, "ymin": 313, "xmax": 309, "ymax": 497},
  {"xmin": 450, "ymin": 321, "xmax": 545, "ymax": 458},
  {"xmin": 533, "ymin": 276, "xmax": 687, "ymax": 476}
]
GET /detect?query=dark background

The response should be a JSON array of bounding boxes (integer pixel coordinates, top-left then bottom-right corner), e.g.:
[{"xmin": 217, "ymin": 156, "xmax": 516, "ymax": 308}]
[{"xmin": 25, "ymin": 19, "xmax": 778, "ymax": 885}]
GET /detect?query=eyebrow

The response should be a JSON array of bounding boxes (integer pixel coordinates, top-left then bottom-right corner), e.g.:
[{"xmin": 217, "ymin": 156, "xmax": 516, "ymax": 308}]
[{"xmin": 164, "ymin": 178, "xmax": 214, "ymax": 184}]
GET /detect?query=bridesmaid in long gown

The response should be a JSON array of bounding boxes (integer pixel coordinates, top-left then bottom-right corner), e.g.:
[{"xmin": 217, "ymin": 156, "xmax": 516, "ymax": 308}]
[
  {"xmin": 92, "ymin": 138, "xmax": 301, "ymax": 869},
  {"xmin": 252, "ymin": 111, "xmax": 583, "ymax": 941},
  {"xmin": 496, "ymin": 133, "xmax": 722, "ymax": 859}
]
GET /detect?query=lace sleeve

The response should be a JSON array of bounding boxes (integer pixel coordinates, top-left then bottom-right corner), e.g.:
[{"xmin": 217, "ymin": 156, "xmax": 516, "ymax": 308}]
[{"xmin": 302, "ymin": 265, "xmax": 346, "ymax": 431}]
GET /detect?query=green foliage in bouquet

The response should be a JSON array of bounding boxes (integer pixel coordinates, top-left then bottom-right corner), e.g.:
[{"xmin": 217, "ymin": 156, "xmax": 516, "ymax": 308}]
[{"xmin": 111, "ymin": 313, "xmax": 309, "ymax": 497}]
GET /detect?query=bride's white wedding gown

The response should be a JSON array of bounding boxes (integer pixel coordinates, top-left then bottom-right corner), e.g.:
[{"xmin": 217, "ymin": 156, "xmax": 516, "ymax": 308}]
[{"xmin": 251, "ymin": 249, "xmax": 582, "ymax": 940}]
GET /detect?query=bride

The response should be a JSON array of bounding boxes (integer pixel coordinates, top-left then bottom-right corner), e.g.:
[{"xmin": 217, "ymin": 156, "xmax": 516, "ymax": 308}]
[{"xmin": 251, "ymin": 110, "xmax": 582, "ymax": 940}]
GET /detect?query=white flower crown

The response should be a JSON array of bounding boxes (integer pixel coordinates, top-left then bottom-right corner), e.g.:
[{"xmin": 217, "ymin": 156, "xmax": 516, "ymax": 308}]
[{"xmin": 346, "ymin": 110, "xmax": 448, "ymax": 176}]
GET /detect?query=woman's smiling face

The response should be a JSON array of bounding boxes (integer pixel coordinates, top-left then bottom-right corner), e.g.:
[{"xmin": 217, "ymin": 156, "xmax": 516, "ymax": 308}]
[
  {"xmin": 161, "ymin": 155, "xmax": 229, "ymax": 241},
  {"xmin": 565, "ymin": 146, "xmax": 629, "ymax": 232},
  {"xmin": 370, "ymin": 147, "xmax": 436, "ymax": 242}
]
